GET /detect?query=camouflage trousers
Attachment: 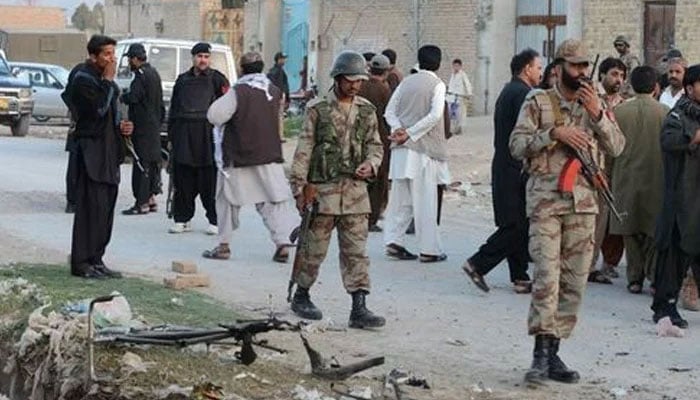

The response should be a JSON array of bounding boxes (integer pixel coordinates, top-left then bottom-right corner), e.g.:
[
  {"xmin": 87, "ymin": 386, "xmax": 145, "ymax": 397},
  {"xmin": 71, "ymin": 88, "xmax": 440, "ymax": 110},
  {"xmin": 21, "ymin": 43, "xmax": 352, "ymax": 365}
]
[
  {"xmin": 295, "ymin": 213, "xmax": 371, "ymax": 293},
  {"xmin": 528, "ymin": 213, "xmax": 596, "ymax": 338}
]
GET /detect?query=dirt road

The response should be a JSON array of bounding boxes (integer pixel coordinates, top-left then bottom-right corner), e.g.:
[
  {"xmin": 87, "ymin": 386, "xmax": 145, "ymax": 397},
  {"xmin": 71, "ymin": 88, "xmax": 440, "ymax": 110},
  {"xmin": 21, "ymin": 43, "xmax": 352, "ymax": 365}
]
[{"xmin": 0, "ymin": 121, "xmax": 697, "ymax": 399}]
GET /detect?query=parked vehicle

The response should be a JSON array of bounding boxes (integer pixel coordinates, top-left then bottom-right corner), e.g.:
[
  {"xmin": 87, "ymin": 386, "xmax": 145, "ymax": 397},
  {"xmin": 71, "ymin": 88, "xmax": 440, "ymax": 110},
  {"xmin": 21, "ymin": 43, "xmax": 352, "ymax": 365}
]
[
  {"xmin": 10, "ymin": 62, "xmax": 69, "ymax": 122},
  {"xmin": 0, "ymin": 51, "xmax": 33, "ymax": 136},
  {"xmin": 115, "ymin": 38, "xmax": 237, "ymax": 141}
]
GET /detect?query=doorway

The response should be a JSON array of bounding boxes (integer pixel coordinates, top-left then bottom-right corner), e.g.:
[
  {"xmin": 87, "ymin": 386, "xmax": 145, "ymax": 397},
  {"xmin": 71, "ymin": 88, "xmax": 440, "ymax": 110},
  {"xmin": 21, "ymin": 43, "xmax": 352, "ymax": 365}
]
[{"xmin": 644, "ymin": 1, "xmax": 675, "ymax": 66}]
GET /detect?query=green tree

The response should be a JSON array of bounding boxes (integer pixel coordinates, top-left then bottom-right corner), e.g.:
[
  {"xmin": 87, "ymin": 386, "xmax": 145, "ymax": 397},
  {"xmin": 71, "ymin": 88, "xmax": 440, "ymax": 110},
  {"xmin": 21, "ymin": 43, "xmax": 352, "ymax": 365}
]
[
  {"xmin": 92, "ymin": 3, "xmax": 105, "ymax": 34},
  {"xmin": 71, "ymin": 3, "xmax": 92, "ymax": 31}
]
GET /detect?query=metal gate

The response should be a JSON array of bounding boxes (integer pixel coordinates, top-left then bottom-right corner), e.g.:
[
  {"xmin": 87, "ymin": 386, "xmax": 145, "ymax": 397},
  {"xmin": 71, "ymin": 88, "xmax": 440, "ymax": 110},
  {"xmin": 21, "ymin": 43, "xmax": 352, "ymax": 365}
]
[{"xmin": 515, "ymin": 0, "xmax": 567, "ymax": 64}]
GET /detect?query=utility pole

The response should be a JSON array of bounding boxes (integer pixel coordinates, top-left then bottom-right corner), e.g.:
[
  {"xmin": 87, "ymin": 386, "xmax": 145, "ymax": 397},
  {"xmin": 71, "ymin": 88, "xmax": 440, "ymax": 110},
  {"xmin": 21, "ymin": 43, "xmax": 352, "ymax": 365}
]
[
  {"xmin": 127, "ymin": 0, "xmax": 132, "ymax": 38},
  {"xmin": 413, "ymin": 0, "xmax": 420, "ymax": 51}
]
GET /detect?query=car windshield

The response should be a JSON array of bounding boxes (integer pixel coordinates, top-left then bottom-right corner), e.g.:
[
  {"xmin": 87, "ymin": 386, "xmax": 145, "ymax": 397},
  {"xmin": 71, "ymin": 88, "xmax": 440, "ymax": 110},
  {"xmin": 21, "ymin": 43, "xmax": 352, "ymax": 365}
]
[
  {"xmin": 49, "ymin": 66, "xmax": 69, "ymax": 85},
  {"xmin": 0, "ymin": 57, "xmax": 10, "ymax": 75}
]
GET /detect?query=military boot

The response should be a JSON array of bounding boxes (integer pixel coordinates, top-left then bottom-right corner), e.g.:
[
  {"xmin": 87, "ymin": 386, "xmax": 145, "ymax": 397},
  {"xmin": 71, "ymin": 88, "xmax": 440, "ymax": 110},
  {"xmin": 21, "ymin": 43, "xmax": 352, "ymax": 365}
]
[
  {"xmin": 349, "ymin": 290, "xmax": 385, "ymax": 329},
  {"xmin": 290, "ymin": 287, "xmax": 323, "ymax": 320},
  {"xmin": 548, "ymin": 337, "xmax": 580, "ymax": 383},
  {"xmin": 524, "ymin": 335, "xmax": 552, "ymax": 385}
]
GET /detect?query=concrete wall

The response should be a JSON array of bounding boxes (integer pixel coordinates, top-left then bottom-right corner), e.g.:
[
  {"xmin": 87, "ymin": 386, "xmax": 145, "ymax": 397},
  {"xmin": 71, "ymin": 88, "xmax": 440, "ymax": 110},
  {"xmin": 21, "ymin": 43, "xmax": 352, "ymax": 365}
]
[
  {"xmin": 243, "ymin": 0, "xmax": 283, "ymax": 68},
  {"xmin": 104, "ymin": 0, "xmax": 203, "ymax": 40},
  {"xmin": 674, "ymin": 0, "xmax": 700, "ymax": 64},
  {"xmin": 0, "ymin": 6, "xmax": 65, "ymax": 30}
]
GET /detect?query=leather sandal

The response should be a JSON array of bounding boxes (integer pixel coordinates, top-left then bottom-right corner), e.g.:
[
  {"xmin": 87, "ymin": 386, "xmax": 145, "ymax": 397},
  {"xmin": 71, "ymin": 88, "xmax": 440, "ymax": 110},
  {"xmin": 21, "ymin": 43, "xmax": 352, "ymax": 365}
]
[
  {"xmin": 462, "ymin": 261, "xmax": 490, "ymax": 292},
  {"xmin": 272, "ymin": 246, "xmax": 289, "ymax": 263},
  {"xmin": 386, "ymin": 243, "xmax": 418, "ymax": 260},
  {"xmin": 513, "ymin": 280, "xmax": 533, "ymax": 294},
  {"xmin": 122, "ymin": 205, "xmax": 149, "ymax": 215},
  {"xmin": 627, "ymin": 281, "xmax": 643, "ymax": 294},
  {"xmin": 588, "ymin": 270, "xmax": 612, "ymax": 284},
  {"xmin": 419, "ymin": 253, "xmax": 448, "ymax": 263},
  {"xmin": 202, "ymin": 245, "xmax": 231, "ymax": 260}
]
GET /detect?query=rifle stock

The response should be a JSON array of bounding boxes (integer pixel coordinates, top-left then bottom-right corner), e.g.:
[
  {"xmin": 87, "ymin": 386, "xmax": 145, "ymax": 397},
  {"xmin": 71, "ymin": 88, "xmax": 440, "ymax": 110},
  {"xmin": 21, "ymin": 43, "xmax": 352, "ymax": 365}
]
[
  {"xmin": 287, "ymin": 184, "xmax": 319, "ymax": 302},
  {"xmin": 573, "ymin": 147, "xmax": 627, "ymax": 222}
]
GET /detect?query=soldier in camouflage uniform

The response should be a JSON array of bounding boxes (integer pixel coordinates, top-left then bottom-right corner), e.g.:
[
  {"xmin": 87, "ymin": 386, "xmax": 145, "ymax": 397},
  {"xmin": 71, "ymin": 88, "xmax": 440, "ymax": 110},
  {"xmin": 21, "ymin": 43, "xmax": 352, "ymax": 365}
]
[
  {"xmin": 510, "ymin": 39, "xmax": 625, "ymax": 385},
  {"xmin": 289, "ymin": 51, "xmax": 386, "ymax": 329},
  {"xmin": 613, "ymin": 35, "xmax": 640, "ymax": 98}
]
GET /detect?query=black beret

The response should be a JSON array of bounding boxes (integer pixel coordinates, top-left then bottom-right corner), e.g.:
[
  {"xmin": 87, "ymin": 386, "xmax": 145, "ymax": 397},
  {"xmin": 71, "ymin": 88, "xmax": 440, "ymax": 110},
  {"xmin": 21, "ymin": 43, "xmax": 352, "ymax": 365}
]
[
  {"xmin": 191, "ymin": 42, "xmax": 211, "ymax": 55},
  {"xmin": 126, "ymin": 43, "xmax": 146, "ymax": 59}
]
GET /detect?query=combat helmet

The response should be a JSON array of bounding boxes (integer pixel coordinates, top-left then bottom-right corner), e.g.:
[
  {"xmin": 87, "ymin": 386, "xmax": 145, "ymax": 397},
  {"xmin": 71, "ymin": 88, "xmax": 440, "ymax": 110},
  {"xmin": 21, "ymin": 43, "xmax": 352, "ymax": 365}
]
[{"xmin": 330, "ymin": 51, "xmax": 368, "ymax": 80}]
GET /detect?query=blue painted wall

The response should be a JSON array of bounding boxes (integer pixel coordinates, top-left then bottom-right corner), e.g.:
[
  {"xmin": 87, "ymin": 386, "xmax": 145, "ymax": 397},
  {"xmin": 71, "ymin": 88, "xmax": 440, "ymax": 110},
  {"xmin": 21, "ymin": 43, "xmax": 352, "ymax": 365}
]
[{"xmin": 281, "ymin": 0, "xmax": 309, "ymax": 93}]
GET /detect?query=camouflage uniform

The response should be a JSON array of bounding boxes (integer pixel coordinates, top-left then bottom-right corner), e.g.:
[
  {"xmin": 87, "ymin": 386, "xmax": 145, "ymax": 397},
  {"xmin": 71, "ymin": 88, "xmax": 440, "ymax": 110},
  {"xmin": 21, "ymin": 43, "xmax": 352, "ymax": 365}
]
[
  {"xmin": 614, "ymin": 36, "xmax": 640, "ymax": 98},
  {"xmin": 290, "ymin": 90, "xmax": 384, "ymax": 293},
  {"xmin": 510, "ymin": 83, "xmax": 625, "ymax": 338}
]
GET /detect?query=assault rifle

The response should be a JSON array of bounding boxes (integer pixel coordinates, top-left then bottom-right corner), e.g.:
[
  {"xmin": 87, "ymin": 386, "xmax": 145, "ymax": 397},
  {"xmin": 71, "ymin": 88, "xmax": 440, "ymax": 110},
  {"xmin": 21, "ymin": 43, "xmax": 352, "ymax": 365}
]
[
  {"xmin": 558, "ymin": 147, "xmax": 626, "ymax": 222},
  {"xmin": 288, "ymin": 184, "xmax": 319, "ymax": 302}
]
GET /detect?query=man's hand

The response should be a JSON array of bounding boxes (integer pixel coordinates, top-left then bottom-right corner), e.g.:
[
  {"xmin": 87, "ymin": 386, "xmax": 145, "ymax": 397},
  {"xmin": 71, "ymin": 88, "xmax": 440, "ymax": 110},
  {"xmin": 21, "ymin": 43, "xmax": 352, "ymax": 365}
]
[
  {"xmin": 354, "ymin": 161, "xmax": 374, "ymax": 179},
  {"xmin": 551, "ymin": 126, "xmax": 591, "ymax": 151},
  {"xmin": 692, "ymin": 128, "xmax": 700, "ymax": 145},
  {"xmin": 389, "ymin": 128, "xmax": 409, "ymax": 145},
  {"xmin": 103, "ymin": 60, "xmax": 117, "ymax": 81},
  {"xmin": 576, "ymin": 80, "xmax": 602, "ymax": 121},
  {"xmin": 120, "ymin": 120, "xmax": 134, "ymax": 136}
]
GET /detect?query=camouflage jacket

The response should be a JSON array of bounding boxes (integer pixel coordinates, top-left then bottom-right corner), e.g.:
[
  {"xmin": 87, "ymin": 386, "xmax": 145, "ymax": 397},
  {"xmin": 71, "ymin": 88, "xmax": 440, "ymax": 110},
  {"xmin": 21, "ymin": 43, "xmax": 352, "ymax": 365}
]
[
  {"xmin": 509, "ymin": 85, "xmax": 626, "ymax": 217},
  {"xmin": 290, "ymin": 90, "xmax": 384, "ymax": 215},
  {"xmin": 620, "ymin": 52, "xmax": 641, "ymax": 98}
]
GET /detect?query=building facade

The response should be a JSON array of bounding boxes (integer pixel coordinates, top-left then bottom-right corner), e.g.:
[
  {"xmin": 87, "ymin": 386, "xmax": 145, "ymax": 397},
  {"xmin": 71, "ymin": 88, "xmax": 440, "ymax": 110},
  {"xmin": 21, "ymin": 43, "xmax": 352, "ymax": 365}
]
[{"xmin": 0, "ymin": 6, "xmax": 65, "ymax": 31}]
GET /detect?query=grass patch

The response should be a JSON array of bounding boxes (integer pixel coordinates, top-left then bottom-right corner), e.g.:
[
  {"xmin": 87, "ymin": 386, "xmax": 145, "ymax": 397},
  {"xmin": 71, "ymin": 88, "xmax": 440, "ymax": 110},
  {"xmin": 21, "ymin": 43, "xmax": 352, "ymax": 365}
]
[
  {"xmin": 284, "ymin": 115, "xmax": 304, "ymax": 138},
  {"xmin": 0, "ymin": 263, "xmax": 241, "ymax": 327}
]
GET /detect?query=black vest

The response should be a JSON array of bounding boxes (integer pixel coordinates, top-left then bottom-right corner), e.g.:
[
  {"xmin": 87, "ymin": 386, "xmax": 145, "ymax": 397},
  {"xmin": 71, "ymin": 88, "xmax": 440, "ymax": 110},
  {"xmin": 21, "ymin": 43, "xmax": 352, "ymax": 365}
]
[{"xmin": 174, "ymin": 73, "xmax": 215, "ymax": 120}]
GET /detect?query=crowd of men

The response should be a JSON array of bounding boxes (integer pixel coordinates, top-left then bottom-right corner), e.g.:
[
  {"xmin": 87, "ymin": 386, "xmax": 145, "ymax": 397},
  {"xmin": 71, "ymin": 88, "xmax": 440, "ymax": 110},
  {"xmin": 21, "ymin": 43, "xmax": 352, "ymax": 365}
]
[{"xmin": 62, "ymin": 33, "xmax": 700, "ymax": 385}]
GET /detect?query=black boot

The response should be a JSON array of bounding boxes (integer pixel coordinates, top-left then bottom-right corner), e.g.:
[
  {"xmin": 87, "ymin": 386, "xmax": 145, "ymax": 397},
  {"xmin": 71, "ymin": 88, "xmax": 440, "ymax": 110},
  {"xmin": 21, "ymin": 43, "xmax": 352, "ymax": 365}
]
[
  {"xmin": 548, "ymin": 337, "xmax": 580, "ymax": 383},
  {"xmin": 349, "ymin": 290, "xmax": 385, "ymax": 329},
  {"xmin": 291, "ymin": 287, "xmax": 323, "ymax": 320},
  {"xmin": 524, "ymin": 335, "xmax": 551, "ymax": 385}
]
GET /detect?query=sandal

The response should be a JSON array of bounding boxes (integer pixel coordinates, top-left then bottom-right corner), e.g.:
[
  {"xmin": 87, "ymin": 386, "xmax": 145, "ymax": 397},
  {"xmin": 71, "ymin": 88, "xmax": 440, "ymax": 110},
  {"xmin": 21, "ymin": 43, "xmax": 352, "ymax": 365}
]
[
  {"xmin": 627, "ymin": 281, "xmax": 643, "ymax": 294},
  {"xmin": 513, "ymin": 280, "xmax": 533, "ymax": 294},
  {"xmin": 272, "ymin": 246, "xmax": 289, "ymax": 263},
  {"xmin": 149, "ymin": 203, "xmax": 158, "ymax": 213},
  {"xmin": 202, "ymin": 245, "xmax": 231, "ymax": 260},
  {"xmin": 386, "ymin": 243, "xmax": 418, "ymax": 260},
  {"xmin": 588, "ymin": 270, "xmax": 612, "ymax": 284},
  {"xmin": 121, "ymin": 205, "xmax": 149, "ymax": 215},
  {"xmin": 419, "ymin": 253, "xmax": 448, "ymax": 263},
  {"xmin": 461, "ymin": 261, "xmax": 490, "ymax": 293}
]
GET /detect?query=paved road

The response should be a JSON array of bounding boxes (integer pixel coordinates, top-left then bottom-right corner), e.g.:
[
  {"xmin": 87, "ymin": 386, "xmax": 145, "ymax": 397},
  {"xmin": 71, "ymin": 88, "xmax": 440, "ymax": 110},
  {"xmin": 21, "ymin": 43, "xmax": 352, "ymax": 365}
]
[{"xmin": 0, "ymin": 125, "xmax": 698, "ymax": 399}]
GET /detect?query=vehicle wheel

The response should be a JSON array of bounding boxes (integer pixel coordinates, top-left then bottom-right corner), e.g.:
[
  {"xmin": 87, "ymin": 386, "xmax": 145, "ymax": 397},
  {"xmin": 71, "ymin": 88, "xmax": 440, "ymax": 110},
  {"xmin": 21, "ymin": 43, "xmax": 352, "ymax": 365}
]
[
  {"xmin": 11, "ymin": 114, "xmax": 30, "ymax": 137},
  {"xmin": 33, "ymin": 115, "xmax": 50, "ymax": 123}
]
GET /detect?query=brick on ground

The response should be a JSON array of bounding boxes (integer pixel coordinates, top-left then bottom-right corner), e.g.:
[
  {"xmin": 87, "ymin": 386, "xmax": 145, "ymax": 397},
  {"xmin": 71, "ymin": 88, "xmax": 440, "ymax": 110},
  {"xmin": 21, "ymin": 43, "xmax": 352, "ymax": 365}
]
[
  {"xmin": 164, "ymin": 273, "xmax": 210, "ymax": 290},
  {"xmin": 171, "ymin": 260, "xmax": 198, "ymax": 274}
]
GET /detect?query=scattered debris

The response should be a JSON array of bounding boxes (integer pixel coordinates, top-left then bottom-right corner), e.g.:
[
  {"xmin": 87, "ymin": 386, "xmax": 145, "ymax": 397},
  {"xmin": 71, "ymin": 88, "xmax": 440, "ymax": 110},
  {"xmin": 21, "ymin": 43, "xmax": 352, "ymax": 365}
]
[
  {"xmin": 292, "ymin": 385, "xmax": 336, "ymax": 400},
  {"xmin": 445, "ymin": 338, "xmax": 468, "ymax": 347},
  {"xmin": 615, "ymin": 352, "xmax": 630, "ymax": 356},
  {"xmin": 610, "ymin": 387, "xmax": 628, "ymax": 397},
  {"xmin": 407, "ymin": 376, "xmax": 431, "ymax": 389},
  {"xmin": 191, "ymin": 381, "xmax": 224, "ymax": 400},
  {"xmin": 170, "ymin": 297, "xmax": 185, "ymax": 307},
  {"xmin": 668, "ymin": 367, "xmax": 692, "ymax": 373},
  {"xmin": 234, "ymin": 372, "xmax": 272, "ymax": 385},
  {"xmin": 302, "ymin": 318, "xmax": 346, "ymax": 333},
  {"xmin": 155, "ymin": 384, "xmax": 192, "ymax": 399},
  {"xmin": 120, "ymin": 351, "xmax": 155, "ymax": 375},
  {"xmin": 656, "ymin": 317, "xmax": 685, "ymax": 338},
  {"xmin": 300, "ymin": 334, "xmax": 384, "ymax": 380},
  {"xmin": 330, "ymin": 383, "xmax": 372, "ymax": 400}
]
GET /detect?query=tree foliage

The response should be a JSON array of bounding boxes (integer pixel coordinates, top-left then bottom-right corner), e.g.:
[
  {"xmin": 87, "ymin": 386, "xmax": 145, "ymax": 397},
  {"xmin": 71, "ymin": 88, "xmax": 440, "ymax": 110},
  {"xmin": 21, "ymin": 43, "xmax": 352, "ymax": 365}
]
[{"xmin": 71, "ymin": 2, "xmax": 105, "ymax": 33}]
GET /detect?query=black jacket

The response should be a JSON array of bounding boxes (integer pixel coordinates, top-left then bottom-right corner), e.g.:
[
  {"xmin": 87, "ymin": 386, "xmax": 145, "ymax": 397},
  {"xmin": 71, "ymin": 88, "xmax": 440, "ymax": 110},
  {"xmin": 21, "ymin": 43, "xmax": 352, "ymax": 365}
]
[
  {"xmin": 120, "ymin": 62, "xmax": 164, "ymax": 162},
  {"xmin": 656, "ymin": 96, "xmax": 700, "ymax": 255},
  {"xmin": 168, "ymin": 67, "xmax": 229, "ymax": 167},
  {"xmin": 491, "ymin": 77, "xmax": 531, "ymax": 227},
  {"xmin": 267, "ymin": 64, "xmax": 289, "ymax": 100},
  {"xmin": 62, "ymin": 62, "xmax": 123, "ymax": 185}
]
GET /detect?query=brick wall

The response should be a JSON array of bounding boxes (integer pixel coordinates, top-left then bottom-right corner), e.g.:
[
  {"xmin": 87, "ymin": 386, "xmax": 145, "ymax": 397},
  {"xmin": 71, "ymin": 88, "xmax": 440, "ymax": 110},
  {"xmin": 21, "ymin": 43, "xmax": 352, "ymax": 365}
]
[
  {"xmin": 674, "ymin": 0, "xmax": 700, "ymax": 65},
  {"xmin": 314, "ymin": 0, "xmax": 478, "ymax": 97},
  {"xmin": 0, "ymin": 6, "xmax": 65, "ymax": 30},
  {"xmin": 581, "ymin": 0, "xmax": 643, "ymax": 65}
]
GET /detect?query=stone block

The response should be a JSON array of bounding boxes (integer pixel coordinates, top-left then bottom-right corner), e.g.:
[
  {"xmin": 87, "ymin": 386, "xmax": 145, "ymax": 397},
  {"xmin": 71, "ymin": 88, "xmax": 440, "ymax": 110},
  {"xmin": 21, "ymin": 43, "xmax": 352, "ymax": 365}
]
[
  {"xmin": 172, "ymin": 260, "xmax": 198, "ymax": 274},
  {"xmin": 164, "ymin": 273, "xmax": 210, "ymax": 290}
]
